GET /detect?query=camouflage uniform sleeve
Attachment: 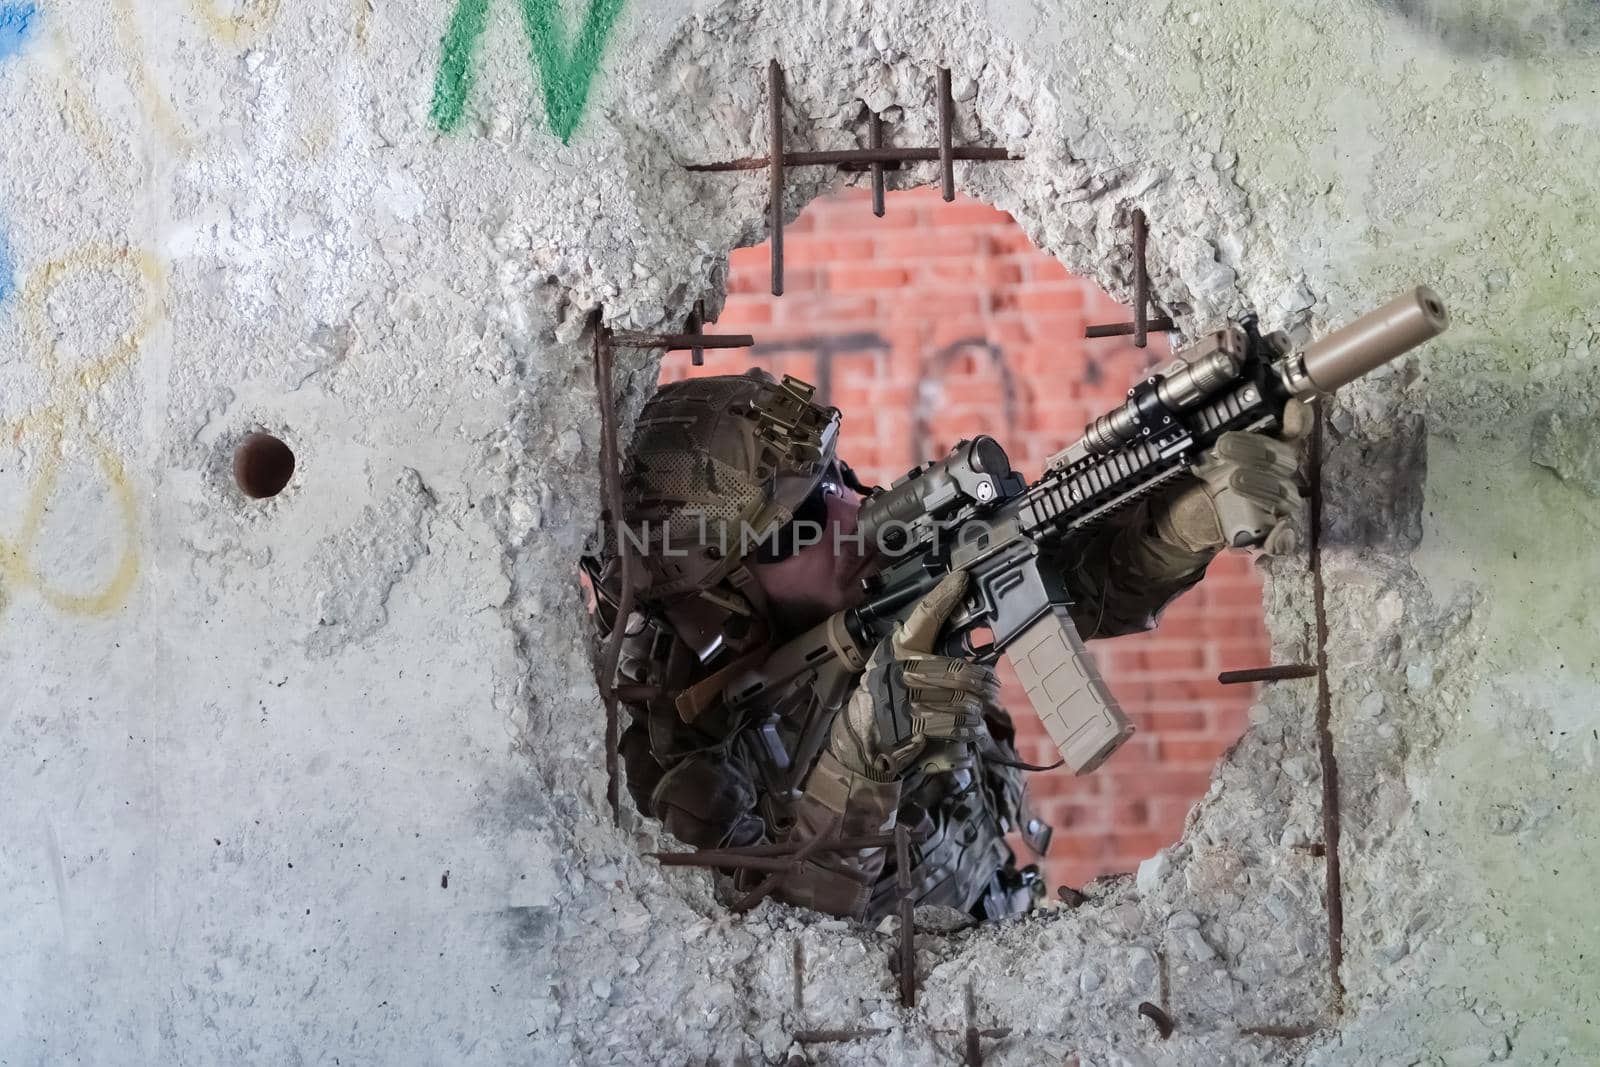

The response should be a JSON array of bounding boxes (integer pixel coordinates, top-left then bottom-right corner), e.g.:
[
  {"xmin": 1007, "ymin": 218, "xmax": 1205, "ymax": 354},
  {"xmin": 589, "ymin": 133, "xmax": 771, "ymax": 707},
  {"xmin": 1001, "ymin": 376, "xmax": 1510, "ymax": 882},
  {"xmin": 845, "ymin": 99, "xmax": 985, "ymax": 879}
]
[
  {"xmin": 623, "ymin": 700, "xmax": 767, "ymax": 851},
  {"xmin": 769, "ymin": 749, "xmax": 900, "ymax": 919},
  {"xmin": 1059, "ymin": 499, "xmax": 1217, "ymax": 639}
]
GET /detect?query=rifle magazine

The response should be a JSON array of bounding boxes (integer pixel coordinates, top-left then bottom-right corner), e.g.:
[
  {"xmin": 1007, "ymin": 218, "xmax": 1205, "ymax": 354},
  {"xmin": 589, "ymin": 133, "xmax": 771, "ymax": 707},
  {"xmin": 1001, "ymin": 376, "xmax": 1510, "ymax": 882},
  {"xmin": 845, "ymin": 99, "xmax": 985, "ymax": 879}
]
[{"xmin": 1008, "ymin": 609, "xmax": 1134, "ymax": 774}]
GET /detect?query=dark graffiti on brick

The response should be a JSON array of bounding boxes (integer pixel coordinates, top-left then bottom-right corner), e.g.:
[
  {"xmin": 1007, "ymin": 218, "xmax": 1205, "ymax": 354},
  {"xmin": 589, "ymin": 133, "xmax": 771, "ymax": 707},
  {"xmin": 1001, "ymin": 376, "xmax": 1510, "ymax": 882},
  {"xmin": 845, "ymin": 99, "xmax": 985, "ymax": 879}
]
[
  {"xmin": 911, "ymin": 337, "xmax": 1024, "ymax": 462},
  {"xmin": 748, "ymin": 331, "xmax": 891, "ymax": 409}
]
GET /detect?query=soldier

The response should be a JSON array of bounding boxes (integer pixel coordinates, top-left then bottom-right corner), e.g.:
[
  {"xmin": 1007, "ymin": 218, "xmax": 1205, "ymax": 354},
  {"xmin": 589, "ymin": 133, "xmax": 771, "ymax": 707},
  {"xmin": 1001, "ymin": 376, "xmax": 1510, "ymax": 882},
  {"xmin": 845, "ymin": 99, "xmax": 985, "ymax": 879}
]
[{"xmin": 586, "ymin": 369, "xmax": 1301, "ymax": 921}]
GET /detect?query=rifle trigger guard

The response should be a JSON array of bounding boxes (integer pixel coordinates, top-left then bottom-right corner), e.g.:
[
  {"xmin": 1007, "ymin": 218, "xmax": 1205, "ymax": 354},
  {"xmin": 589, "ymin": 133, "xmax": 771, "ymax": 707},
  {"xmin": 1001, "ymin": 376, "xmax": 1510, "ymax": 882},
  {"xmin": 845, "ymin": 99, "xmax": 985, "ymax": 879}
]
[{"xmin": 941, "ymin": 623, "xmax": 999, "ymax": 665}]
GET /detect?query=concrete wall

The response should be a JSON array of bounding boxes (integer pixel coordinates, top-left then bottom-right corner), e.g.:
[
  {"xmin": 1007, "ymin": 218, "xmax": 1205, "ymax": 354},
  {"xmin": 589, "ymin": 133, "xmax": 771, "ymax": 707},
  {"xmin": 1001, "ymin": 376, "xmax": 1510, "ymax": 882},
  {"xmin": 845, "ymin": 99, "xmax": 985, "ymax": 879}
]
[{"xmin": 1, "ymin": 0, "xmax": 1596, "ymax": 1062}]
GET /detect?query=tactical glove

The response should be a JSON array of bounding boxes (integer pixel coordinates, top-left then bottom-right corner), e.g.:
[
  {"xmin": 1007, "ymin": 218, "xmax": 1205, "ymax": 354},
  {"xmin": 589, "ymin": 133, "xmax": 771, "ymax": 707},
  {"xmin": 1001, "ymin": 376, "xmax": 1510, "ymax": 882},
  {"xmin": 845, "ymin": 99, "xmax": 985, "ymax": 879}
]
[
  {"xmin": 826, "ymin": 571, "xmax": 999, "ymax": 781},
  {"xmin": 1151, "ymin": 404, "xmax": 1309, "ymax": 555}
]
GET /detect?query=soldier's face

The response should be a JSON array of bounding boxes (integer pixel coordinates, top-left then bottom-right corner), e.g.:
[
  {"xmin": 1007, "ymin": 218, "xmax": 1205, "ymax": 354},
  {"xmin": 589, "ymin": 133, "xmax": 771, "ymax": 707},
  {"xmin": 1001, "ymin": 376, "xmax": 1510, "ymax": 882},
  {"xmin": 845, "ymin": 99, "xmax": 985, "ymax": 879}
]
[{"xmin": 748, "ymin": 482, "xmax": 878, "ymax": 633}]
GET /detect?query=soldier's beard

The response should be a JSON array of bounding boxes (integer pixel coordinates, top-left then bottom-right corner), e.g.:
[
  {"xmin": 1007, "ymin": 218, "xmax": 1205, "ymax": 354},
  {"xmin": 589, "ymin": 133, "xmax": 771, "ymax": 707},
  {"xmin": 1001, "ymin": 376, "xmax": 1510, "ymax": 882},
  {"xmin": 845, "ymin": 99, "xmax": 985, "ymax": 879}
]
[
  {"xmin": 752, "ymin": 540, "xmax": 879, "ymax": 638},
  {"xmin": 747, "ymin": 487, "xmax": 880, "ymax": 637}
]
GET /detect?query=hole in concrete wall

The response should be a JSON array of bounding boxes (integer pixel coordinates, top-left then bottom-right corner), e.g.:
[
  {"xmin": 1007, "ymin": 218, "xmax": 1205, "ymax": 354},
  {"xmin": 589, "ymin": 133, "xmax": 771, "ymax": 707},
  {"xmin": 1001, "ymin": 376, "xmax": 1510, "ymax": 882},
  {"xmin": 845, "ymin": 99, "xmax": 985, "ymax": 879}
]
[
  {"xmin": 568, "ymin": 41, "xmax": 1354, "ymax": 1045},
  {"xmin": 233, "ymin": 432, "xmax": 296, "ymax": 499},
  {"xmin": 658, "ymin": 187, "xmax": 1272, "ymax": 894}
]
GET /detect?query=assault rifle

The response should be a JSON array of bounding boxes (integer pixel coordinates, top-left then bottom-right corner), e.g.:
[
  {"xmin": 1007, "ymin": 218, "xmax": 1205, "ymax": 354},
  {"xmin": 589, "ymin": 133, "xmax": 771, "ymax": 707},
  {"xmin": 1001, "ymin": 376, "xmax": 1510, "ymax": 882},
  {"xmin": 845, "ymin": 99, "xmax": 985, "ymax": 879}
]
[{"xmin": 721, "ymin": 287, "xmax": 1449, "ymax": 774}]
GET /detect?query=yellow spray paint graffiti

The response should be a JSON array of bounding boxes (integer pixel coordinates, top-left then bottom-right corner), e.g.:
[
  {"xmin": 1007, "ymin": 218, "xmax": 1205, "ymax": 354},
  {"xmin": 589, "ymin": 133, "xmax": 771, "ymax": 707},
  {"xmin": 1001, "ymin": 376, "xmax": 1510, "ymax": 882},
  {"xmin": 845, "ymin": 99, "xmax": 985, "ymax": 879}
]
[
  {"xmin": 0, "ymin": 246, "xmax": 165, "ymax": 619},
  {"xmin": 185, "ymin": 0, "xmax": 282, "ymax": 47},
  {"xmin": 354, "ymin": 0, "xmax": 373, "ymax": 50},
  {"xmin": 109, "ymin": 0, "xmax": 195, "ymax": 148},
  {"xmin": 47, "ymin": 25, "xmax": 120, "ymax": 170},
  {"xmin": 71, "ymin": 0, "xmax": 290, "ymax": 157}
]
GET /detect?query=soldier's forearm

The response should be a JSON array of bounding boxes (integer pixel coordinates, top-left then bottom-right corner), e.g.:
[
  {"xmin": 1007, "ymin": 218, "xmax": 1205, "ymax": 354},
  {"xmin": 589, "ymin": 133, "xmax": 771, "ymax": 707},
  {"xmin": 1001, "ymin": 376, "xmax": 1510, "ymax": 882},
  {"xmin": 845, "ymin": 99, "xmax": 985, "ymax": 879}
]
[{"xmin": 1064, "ymin": 501, "xmax": 1215, "ymax": 639}]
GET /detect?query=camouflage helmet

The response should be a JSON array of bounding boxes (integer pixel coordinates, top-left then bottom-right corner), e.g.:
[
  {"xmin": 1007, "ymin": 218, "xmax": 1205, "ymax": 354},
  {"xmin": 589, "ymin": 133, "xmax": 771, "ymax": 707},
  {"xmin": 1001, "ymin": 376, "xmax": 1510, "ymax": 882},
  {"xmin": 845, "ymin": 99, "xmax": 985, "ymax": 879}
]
[{"xmin": 619, "ymin": 370, "xmax": 840, "ymax": 605}]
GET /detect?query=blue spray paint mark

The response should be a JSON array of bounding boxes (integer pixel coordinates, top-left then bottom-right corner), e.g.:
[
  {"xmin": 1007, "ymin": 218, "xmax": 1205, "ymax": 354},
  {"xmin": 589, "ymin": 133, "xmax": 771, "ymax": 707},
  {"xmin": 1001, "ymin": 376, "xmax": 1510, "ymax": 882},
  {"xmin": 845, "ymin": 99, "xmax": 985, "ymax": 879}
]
[
  {"xmin": 0, "ymin": 230, "xmax": 12, "ymax": 305},
  {"xmin": 0, "ymin": 3, "xmax": 36, "ymax": 304},
  {"xmin": 0, "ymin": 2, "xmax": 36, "ymax": 62}
]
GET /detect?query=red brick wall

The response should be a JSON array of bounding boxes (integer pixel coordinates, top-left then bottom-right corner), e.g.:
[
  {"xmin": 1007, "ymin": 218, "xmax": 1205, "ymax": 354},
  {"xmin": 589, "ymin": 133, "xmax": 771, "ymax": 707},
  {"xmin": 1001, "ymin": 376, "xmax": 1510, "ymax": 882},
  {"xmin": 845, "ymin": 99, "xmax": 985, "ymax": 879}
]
[{"xmin": 660, "ymin": 186, "xmax": 1269, "ymax": 887}]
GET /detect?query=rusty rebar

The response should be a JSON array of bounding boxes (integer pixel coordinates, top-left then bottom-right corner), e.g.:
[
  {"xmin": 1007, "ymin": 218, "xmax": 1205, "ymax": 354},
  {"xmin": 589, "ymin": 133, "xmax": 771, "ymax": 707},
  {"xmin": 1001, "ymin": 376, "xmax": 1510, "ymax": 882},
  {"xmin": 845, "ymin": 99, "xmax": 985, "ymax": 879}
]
[
  {"xmin": 793, "ymin": 1029, "xmax": 886, "ymax": 1045},
  {"xmin": 1309, "ymin": 397, "xmax": 1346, "ymax": 1011},
  {"xmin": 685, "ymin": 146, "xmax": 1019, "ymax": 171},
  {"xmin": 837, "ymin": 157, "xmax": 905, "ymax": 173},
  {"xmin": 650, "ymin": 830, "xmax": 924, "ymax": 867},
  {"xmin": 652, "ymin": 853, "xmax": 812, "ymax": 873},
  {"xmin": 931, "ymin": 1026, "xmax": 1008, "ymax": 1040},
  {"xmin": 1218, "ymin": 664, "xmax": 1319, "ymax": 685},
  {"xmin": 1083, "ymin": 317, "xmax": 1177, "ymax": 339},
  {"xmin": 1132, "ymin": 209, "xmax": 1150, "ymax": 348},
  {"xmin": 1086, "ymin": 209, "xmax": 1178, "ymax": 342},
  {"xmin": 592, "ymin": 318, "xmax": 632, "ymax": 828},
  {"xmin": 792, "ymin": 939, "xmax": 804, "ymax": 1013},
  {"xmin": 937, "ymin": 67, "xmax": 955, "ymax": 201},
  {"xmin": 1241, "ymin": 1023, "xmax": 1323, "ymax": 1039},
  {"xmin": 868, "ymin": 112, "xmax": 886, "ymax": 217},
  {"xmin": 732, "ymin": 832, "xmax": 829, "ymax": 912},
  {"xmin": 1137, "ymin": 1002, "xmax": 1174, "ymax": 1039},
  {"xmin": 686, "ymin": 301, "xmax": 704, "ymax": 367},
  {"xmin": 963, "ymin": 980, "xmax": 982, "ymax": 1066},
  {"xmin": 896, "ymin": 824, "xmax": 916, "ymax": 1007},
  {"xmin": 768, "ymin": 59, "xmax": 785, "ymax": 297},
  {"xmin": 612, "ymin": 333, "xmax": 755, "ymax": 351}
]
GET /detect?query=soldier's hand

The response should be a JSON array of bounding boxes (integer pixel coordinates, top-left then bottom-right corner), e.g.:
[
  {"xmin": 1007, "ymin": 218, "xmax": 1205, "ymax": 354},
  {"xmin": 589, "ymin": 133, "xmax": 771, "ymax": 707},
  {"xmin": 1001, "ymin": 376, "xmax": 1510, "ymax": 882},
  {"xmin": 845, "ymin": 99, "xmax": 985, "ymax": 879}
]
[
  {"xmin": 826, "ymin": 571, "xmax": 1000, "ymax": 780},
  {"xmin": 1152, "ymin": 407, "xmax": 1307, "ymax": 554}
]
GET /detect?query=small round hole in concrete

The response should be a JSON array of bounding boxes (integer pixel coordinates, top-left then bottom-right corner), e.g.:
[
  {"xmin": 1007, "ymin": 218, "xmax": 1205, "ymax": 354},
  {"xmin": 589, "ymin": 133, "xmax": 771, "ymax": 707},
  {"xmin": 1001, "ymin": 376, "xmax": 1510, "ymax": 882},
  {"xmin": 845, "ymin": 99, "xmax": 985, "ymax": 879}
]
[{"xmin": 234, "ymin": 433, "xmax": 296, "ymax": 499}]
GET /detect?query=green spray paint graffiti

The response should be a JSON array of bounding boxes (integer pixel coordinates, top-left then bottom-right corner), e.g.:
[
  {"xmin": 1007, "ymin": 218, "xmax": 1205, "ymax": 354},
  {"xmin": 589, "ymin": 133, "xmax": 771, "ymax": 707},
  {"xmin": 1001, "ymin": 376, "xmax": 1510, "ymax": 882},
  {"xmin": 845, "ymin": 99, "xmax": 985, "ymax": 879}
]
[{"xmin": 430, "ymin": 0, "xmax": 625, "ymax": 143}]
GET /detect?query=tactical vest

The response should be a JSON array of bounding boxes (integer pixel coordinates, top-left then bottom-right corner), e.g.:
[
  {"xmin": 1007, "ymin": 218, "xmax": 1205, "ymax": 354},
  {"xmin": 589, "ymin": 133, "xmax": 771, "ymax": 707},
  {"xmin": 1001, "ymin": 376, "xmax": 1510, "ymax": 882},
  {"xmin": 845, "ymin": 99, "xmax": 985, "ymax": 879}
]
[{"xmin": 616, "ymin": 613, "xmax": 1051, "ymax": 920}]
